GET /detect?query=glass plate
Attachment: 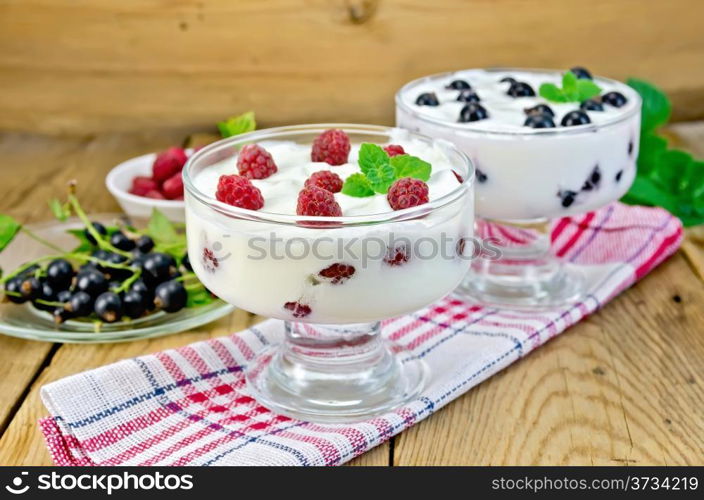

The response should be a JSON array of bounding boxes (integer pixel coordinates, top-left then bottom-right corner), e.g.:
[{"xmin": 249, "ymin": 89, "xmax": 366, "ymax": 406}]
[{"xmin": 0, "ymin": 214, "xmax": 235, "ymax": 343}]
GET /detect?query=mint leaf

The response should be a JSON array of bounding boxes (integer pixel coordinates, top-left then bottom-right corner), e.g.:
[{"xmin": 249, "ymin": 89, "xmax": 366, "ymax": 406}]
[
  {"xmin": 358, "ymin": 143, "xmax": 389, "ymax": 177},
  {"xmin": 390, "ymin": 155, "xmax": 431, "ymax": 181},
  {"xmin": 539, "ymin": 83, "xmax": 568, "ymax": 103},
  {"xmin": 366, "ymin": 162, "xmax": 396, "ymax": 194},
  {"xmin": 217, "ymin": 111, "xmax": 256, "ymax": 138},
  {"xmin": 637, "ymin": 133, "xmax": 667, "ymax": 176},
  {"xmin": 627, "ymin": 78, "xmax": 671, "ymax": 133},
  {"xmin": 652, "ymin": 150, "xmax": 693, "ymax": 192},
  {"xmin": 341, "ymin": 173, "xmax": 375, "ymax": 197},
  {"xmin": 0, "ymin": 215, "xmax": 21, "ymax": 252},
  {"xmin": 576, "ymin": 79, "xmax": 602, "ymax": 101},
  {"xmin": 562, "ymin": 71, "xmax": 579, "ymax": 101}
]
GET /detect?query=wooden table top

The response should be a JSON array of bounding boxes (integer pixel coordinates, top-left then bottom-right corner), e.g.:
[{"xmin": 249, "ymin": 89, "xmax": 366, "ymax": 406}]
[{"xmin": 0, "ymin": 123, "xmax": 702, "ymax": 466}]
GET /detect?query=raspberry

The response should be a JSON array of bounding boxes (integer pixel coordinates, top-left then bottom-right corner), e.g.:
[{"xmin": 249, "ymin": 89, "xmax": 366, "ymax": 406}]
[
  {"xmin": 319, "ymin": 263, "xmax": 356, "ymax": 284},
  {"xmin": 384, "ymin": 244, "xmax": 410, "ymax": 267},
  {"xmin": 216, "ymin": 175, "xmax": 264, "ymax": 210},
  {"xmin": 304, "ymin": 170, "xmax": 343, "ymax": 193},
  {"xmin": 452, "ymin": 171, "xmax": 464, "ymax": 183},
  {"xmin": 296, "ymin": 186, "xmax": 342, "ymax": 217},
  {"xmin": 162, "ymin": 172, "xmax": 184, "ymax": 199},
  {"xmin": 152, "ymin": 147, "xmax": 188, "ymax": 183},
  {"xmin": 237, "ymin": 144, "xmax": 277, "ymax": 180},
  {"xmin": 202, "ymin": 248, "xmax": 219, "ymax": 272},
  {"xmin": 130, "ymin": 176, "xmax": 159, "ymax": 196},
  {"xmin": 284, "ymin": 301, "xmax": 311, "ymax": 318},
  {"xmin": 387, "ymin": 178, "xmax": 429, "ymax": 210},
  {"xmin": 311, "ymin": 129, "xmax": 350, "ymax": 166},
  {"xmin": 383, "ymin": 144, "xmax": 405, "ymax": 157},
  {"xmin": 145, "ymin": 190, "xmax": 165, "ymax": 199}
]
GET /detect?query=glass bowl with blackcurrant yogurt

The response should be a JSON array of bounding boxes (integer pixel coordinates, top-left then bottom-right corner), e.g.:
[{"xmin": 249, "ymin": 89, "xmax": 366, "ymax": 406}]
[{"xmin": 396, "ymin": 67, "xmax": 641, "ymax": 309}]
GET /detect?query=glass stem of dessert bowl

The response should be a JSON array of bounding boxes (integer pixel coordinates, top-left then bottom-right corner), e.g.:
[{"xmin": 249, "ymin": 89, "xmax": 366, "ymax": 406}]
[
  {"xmin": 247, "ymin": 321, "xmax": 426, "ymax": 421},
  {"xmin": 183, "ymin": 124, "xmax": 474, "ymax": 422},
  {"xmin": 462, "ymin": 217, "xmax": 585, "ymax": 309}
]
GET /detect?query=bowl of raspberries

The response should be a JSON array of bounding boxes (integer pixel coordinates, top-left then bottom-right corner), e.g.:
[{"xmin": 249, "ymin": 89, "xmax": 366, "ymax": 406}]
[{"xmin": 106, "ymin": 147, "xmax": 192, "ymax": 222}]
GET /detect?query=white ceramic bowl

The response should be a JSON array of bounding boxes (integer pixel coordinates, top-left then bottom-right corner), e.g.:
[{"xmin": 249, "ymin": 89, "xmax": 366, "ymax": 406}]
[{"xmin": 105, "ymin": 150, "xmax": 192, "ymax": 222}]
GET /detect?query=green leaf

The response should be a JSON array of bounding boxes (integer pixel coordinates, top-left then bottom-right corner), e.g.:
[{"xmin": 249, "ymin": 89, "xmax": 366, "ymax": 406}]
[
  {"xmin": 562, "ymin": 71, "xmax": 579, "ymax": 101},
  {"xmin": 341, "ymin": 173, "xmax": 375, "ymax": 197},
  {"xmin": 66, "ymin": 228, "xmax": 94, "ymax": 253},
  {"xmin": 627, "ymin": 78, "xmax": 671, "ymax": 132},
  {"xmin": 48, "ymin": 199, "xmax": 70, "ymax": 222},
  {"xmin": 576, "ymin": 79, "xmax": 602, "ymax": 101},
  {"xmin": 357, "ymin": 143, "xmax": 389, "ymax": 177},
  {"xmin": 539, "ymin": 83, "xmax": 568, "ymax": 103},
  {"xmin": 622, "ymin": 177, "xmax": 677, "ymax": 212},
  {"xmin": 186, "ymin": 286, "xmax": 216, "ymax": 308},
  {"xmin": 0, "ymin": 215, "xmax": 21, "ymax": 252},
  {"xmin": 366, "ymin": 162, "xmax": 397, "ymax": 194},
  {"xmin": 390, "ymin": 155, "xmax": 432, "ymax": 181},
  {"xmin": 652, "ymin": 150, "xmax": 692, "ymax": 192},
  {"xmin": 636, "ymin": 132, "xmax": 668, "ymax": 176},
  {"xmin": 147, "ymin": 208, "xmax": 181, "ymax": 245},
  {"xmin": 217, "ymin": 111, "xmax": 256, "ymax": 138}
]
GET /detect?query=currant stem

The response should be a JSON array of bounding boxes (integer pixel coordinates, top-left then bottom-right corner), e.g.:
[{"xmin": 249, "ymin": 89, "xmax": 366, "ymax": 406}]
[{"xmin": 20, "ymin": 227, "xmax": 67, "ymax": 253}]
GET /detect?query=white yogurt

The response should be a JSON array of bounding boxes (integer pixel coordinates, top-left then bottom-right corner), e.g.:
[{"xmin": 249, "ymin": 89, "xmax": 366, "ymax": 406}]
[
  {"xmin": 185, "ymin": 130, "xmax": 474, "ymax": 324},
  {"xmin": 396, "ymin": 68, "xmax": 641, "ymax": 220}
]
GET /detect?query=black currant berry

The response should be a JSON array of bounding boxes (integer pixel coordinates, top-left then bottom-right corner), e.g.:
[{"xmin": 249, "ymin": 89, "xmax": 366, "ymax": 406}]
[
  {"xmin": 123, "ymin": 290, "xmax": 148, "ymax": 319},
  {"xmin": 20, "ymin": 276, "xmax": 42, "ymax": 301},
  {"xmin": 154, "ymin": 280, "xmax": 187, "ymax": 313},
  {"xmin": 602, "ymin": 91, "xmax": 628, "ymax": 107},
  {"xmin": 110, "ymin": 231, "xmax": 136, "ymax": 251},
  {"xmin": 525, "ymin": 104, "xmax": 555, "ymax": 117},
  {"xmin": 53, "ymin": 307, "xmax": 73, "ymax": 324},
  {"xmin": 459, "ymin": 103, "xmax": 489, "ymax": 123},
  {"xmin": 130, "ymin": 279, "xmax": 155, "ymax": 308},
  {"xmin": 415, "ymin": 92, "xmax": 439, "ymax": 106},
  {"xmin": 46, "ymin": 259, "xmax": 74, "ymax": 290},
  {"xmin": 181, "ymin": 253, "xmax": 192, "ymax": 272},
  {"xmin": 507, "ymin": 82, "xmax": 535, "ymax": 97},
  {"xmin": 570, "ymin": 66, "xmax": 592, "ymax": 80},
  {"xmin": 94, "ymin": 292, "xmax": 123, "ymax": 323},
  {"xmin": 33, "ymin": 280, "xmax": 58, "ymax": 312},
  {"xmin": 135, "ymin": 235, "xmax": 155, "ymax": 253},
  {"xmin": 84, "ymin": 222, "xmax": 108, "ymax": 246},
  {"xmin": 57, "ymin": 290, "xmax": 72, "ymax": 303},
  {"xmin": 561, "ymin": 110, "xmax": 591, "ymax": 127},
  {"xmin": 499, "ymin": 76, "xmax": 516, "ymax": 84},
  {"xmin": 559, "ymin": 190, "xmax": 578, "ymax": 208},
  {"xmin": 446, "ymin": 79, "xmax": 471, "ymax": 90},
  {"xmin": 142, "ymin": 253, "xmax": 176, "ymax": 286},
  {"xmin": 580, "ymin": 99, "xmax": 604, "ymax": 111},
  {"xmin": 67, "ymin": 291, "xmax": 94, "ymax": 316},
  {"xmin": 4, "ymin": 277, "xmax": 27, "ymax": 304},
  {"xmin": 456, "ymin": 90, "xmax": 480, "ymax": 103},
  {"xmin": 524, "ymin": 114, "xmax": 556, "ymax": 128},
  {"xmin": 75, "ymin": 270, "xmax": 108, "ymax": 297}
]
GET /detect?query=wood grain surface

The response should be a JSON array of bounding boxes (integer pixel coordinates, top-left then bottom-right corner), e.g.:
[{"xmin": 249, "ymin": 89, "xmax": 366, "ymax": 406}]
[
  {"xmin": 0, "ymin": 124, "xmax": 702, "ymax": 466},
  {"xmin": 1, "ymin": 0, "xmax": 704, "ymax": 135}
]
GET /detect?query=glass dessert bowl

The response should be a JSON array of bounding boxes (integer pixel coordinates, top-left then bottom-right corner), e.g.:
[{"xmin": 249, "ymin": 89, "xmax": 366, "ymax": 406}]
[
  {"xmin": 396, "ymin": 67, "xmax": 642, "ymax": 309},
  {"xmin": 183, "ymin": 124, "xmax": 474, "ymax": 422}
]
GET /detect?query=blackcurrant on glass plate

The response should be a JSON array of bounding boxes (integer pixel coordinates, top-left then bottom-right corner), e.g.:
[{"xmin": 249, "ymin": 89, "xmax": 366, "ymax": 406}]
[{"xmin": 0, "ymin": 214, "xmax": 235, "ymax": 343}]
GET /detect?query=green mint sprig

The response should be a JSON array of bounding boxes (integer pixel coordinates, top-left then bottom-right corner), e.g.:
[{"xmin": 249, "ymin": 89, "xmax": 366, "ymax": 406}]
[
  {"xmin": 539, "ymin": 71, "xmax": 602, "ymax": 103},
  {"xmin": 341, "ymin": 143, "xmax": 431, "ymax": 197},
  {"xmin": 217, "ymin": 111, "xmax": 256, "ymax": 138},
  {"xmin": 621, "ymin": 79, "xmax": 704, "ymax": 227}
]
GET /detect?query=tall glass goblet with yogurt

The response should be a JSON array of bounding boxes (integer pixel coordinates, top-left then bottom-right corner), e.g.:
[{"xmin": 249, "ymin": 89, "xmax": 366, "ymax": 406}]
[
  {"xmin": 184, "ymin": 124, "xmax": 474, "ymax": 422},
  {"xmin": 396, "ymin": 68, "xmax": 641, "ymax": 309}
]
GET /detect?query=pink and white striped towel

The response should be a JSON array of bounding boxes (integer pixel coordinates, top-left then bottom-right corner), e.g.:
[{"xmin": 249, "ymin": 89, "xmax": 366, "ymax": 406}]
[{"xmin": 39, "ymin": 203, "xmax": 683, "ymax": 466}]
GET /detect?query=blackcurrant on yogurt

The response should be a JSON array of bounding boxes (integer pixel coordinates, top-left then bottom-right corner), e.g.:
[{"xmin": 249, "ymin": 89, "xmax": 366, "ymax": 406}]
[
  {"xmin": 184, "ymin": 125, "xmax": 474, "ymax": 324},
  {"xmin": 396, "ymin": 68, "xmax": 641, "ymax": 220}
]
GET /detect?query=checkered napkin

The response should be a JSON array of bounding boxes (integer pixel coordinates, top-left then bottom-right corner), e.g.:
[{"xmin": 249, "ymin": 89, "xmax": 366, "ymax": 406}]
[{"xmin": 39, "ymin": 203, "xmax": 683, "ymax": 466}]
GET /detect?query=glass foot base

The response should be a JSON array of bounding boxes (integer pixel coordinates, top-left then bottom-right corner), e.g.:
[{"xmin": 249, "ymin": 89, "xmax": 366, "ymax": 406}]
[
  {"xmin": 245, "ymin": 343, "xmax": 427, "ymax": 423},
  {"xmin": 457, "ymin": 264, "xmax": 586, "ymax": 311}
]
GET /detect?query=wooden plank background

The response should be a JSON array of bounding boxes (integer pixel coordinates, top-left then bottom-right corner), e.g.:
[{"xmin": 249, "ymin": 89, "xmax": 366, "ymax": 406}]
[{"xmin": 1, "ymin": 0, "xmax": 704, "ymax": 136}]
